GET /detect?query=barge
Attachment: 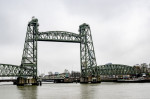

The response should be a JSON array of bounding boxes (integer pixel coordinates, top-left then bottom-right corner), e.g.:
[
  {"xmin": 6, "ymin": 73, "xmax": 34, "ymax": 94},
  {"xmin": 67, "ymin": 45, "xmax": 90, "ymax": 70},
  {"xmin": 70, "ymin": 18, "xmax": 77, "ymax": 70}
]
[{"xmin": 117, "ymin": 78, "xmax": 150, "ymax": 83}]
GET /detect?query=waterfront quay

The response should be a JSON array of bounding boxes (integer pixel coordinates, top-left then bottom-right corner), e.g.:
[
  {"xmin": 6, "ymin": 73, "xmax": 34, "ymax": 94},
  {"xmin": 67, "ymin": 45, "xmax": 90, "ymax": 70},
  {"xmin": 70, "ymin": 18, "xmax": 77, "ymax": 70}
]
[{"xmin": 41, "ymin": 63, "xmax": 150, "ymax": 83}]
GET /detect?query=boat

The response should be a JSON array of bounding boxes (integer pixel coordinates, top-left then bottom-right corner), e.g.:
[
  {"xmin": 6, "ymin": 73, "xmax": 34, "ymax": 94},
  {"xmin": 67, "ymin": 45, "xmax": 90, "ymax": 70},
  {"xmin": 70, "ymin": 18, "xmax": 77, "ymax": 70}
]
[{"xmin": 116, "ymin": 77, "xmax": 150, "ymax": 83}]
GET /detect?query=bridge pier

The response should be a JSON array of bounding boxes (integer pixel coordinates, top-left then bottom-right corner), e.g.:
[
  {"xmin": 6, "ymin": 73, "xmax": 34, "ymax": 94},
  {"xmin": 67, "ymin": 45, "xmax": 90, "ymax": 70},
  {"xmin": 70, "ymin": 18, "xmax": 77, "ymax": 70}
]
[
  {"xmin": 91, "ymin": 76, "xmax": 101, "ymax": 83},
  {"xmin": 16, "ymin": 77, "xmax": 40, "ymax": 86},
  {"xmin": 80, "ymin": 77, "xmax": 88, "ymax": 83},
  {"xmin": 80, "ymin": 76, "xmax": 101, "ymax": 83}
]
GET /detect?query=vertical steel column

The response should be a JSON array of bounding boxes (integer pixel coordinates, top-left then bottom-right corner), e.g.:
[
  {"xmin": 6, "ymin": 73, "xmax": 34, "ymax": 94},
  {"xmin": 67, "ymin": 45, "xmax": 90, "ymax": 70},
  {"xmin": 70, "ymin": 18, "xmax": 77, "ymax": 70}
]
[
  {"xmin": 21, "ymin": 17, "xmax": 39, "ymax": 77},
  {"xmin": 79, "ymin": 23, "xmax": 98, "ymax": 83}
]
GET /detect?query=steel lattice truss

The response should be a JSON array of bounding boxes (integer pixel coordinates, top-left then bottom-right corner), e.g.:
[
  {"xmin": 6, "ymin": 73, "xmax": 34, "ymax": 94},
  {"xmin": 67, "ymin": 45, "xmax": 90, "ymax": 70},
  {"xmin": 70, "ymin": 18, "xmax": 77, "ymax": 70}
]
[
  {"xmin": 38, "ymin": 31, "xmax": 81, "ymax": 43},
  {"xmin": 97, "ymin": 64, "xmax": 140, "ymax": 75},
  {"xmin": 79, "ymin": 23, "xmax": 97, "ymax": 77},
  {"xmin": 21, "ymin": 18, "xmax": 39, "ymax": 77},
  {"xmin": 0, "ymin": 17, "xmax": 98, "ymax": 77},
  {"xmin": 0, "ymin": 18, "xmax": 140, "ymax": 78},
  {"xmin": 0, "ymin": 64, "xmax": 33, "ymax": 77},
  {"xmin": 0, "ymin": 63, "xmax": 140, "ymax": 77}
]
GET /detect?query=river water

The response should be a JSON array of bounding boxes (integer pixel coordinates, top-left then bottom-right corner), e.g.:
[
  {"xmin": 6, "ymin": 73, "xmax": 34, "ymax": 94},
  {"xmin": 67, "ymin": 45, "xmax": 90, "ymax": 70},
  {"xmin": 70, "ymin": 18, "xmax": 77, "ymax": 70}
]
[{"xmin": 0, "ymin": 82, "xmax": 149, "ymax": 99}]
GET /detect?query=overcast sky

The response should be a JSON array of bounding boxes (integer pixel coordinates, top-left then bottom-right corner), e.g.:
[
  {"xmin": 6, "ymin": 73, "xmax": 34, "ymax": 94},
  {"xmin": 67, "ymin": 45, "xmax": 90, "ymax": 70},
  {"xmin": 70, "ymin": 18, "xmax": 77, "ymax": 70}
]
[{"xmin": 0, "ymin": 0, "xmax": 150, "ymax": 75}]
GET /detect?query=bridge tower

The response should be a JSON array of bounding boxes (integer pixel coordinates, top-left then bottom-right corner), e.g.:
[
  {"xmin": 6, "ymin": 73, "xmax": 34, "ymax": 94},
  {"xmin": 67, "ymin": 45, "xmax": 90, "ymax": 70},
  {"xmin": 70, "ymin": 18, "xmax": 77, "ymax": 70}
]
[
  {"xmin": 18, "ymin": 17, "xmax": 39, "ymax": 85},
  {"xmin": 79, "ymin": 23, "xmax": 100, "ymax": 83}
]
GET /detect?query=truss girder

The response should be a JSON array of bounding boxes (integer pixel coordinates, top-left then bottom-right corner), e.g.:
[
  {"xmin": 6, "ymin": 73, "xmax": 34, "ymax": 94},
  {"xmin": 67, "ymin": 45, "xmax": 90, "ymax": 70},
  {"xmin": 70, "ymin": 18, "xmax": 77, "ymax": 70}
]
[
  {"xmin": 0, "ymin": 64, "xmax": 33, "ymax": 77},
  {"xmin": 37, "ymin": 31, "xmax": 81, "ymax": 43},
  {"xmin": 97, "ymin": 64, "xmax": 140, "ymax": 75}
]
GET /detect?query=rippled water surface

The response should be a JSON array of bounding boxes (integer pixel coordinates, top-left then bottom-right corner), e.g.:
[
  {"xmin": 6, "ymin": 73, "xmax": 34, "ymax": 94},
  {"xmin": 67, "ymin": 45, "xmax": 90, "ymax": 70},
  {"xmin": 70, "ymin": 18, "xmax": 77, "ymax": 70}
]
[{"xmin": 0, "ymin": 82, "xmax": 150, "ymax": 99}]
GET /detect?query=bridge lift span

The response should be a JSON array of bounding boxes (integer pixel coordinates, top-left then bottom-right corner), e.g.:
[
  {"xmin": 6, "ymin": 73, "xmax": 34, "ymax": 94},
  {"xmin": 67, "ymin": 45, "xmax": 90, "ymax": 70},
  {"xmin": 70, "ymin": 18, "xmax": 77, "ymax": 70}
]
[{"xmin": 0, "ymin": 17, "xmax": 100, "ymax": 85}]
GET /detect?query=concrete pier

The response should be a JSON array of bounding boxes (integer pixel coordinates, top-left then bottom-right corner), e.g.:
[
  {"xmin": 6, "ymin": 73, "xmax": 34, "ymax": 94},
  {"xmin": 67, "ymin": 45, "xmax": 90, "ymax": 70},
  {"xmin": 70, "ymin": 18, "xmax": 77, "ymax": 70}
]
[
  {"xmin": 80, "ymin": 76, "xmax": 101, "ymax": 83},
  {"xmin": 16, "ymin": 77, "xmax": 40, "ymax": 86}
]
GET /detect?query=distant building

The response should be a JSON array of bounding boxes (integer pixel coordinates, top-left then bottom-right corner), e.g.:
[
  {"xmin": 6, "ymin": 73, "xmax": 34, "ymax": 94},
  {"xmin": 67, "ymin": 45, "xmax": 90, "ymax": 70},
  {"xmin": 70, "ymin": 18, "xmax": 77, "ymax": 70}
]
[
  {"xmin": 70, "ymin": 71, "xmax": 80, "ymax": 78},
  {"xmin": 43, "ymin": 70, "xmax": 80, "ymax": 81},
  {"xmin": 54, "ymin": 72, "xmax": 59, "ymax": 75}
]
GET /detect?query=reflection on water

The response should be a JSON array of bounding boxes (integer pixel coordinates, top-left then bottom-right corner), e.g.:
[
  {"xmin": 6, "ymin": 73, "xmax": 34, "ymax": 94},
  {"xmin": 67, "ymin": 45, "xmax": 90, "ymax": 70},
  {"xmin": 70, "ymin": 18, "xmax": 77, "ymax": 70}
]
[
  {"xmin": 80, "ymin": 84, "xmax": 99, "ymax": 99},
  {"xmin": 17, "ymin": 86, "xmax": 37, "ymax": 99},
  {"xmin": 0, "ymin": 82, "xmax": 150, "ymax": 99}
]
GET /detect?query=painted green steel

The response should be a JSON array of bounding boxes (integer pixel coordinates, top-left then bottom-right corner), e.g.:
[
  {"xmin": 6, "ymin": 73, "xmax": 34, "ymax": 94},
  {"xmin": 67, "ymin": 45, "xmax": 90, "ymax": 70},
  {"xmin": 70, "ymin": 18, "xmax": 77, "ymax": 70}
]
[
  {"xmin": 97, "ymin": 64, "xmax": 141, "ymax": 75},
  {"xmin": 0, "ymin": 17, "xmax": 141, "ymax": 77},
  {"xmin": 0, "ymin": 63, "xmax": 141, "ymax": 77},
  {"xmin": 79, "ymin": 23, "xmax": 97, "ymax": 77},
  {"xmin": 0, "ymin": 17, "xmax": 98, "ymax": 77},
  {"xmin": 21, "ymin": 17, "xmax": 39, "ymax": 77},
  {"xmin": 38, "ymin": 31, "xmax": 81, "ymax": 43},
  {"xmin": 0, "ymin": 64, "xmax": 33, "ymax": 77}
]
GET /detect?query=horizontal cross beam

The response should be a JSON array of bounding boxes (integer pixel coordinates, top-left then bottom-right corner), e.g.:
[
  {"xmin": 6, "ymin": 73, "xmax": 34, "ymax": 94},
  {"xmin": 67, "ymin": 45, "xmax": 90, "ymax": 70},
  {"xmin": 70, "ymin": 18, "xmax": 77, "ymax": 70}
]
[{"xmin": 37, "ymin": 31, "xmax": 81, "ymax": 43}]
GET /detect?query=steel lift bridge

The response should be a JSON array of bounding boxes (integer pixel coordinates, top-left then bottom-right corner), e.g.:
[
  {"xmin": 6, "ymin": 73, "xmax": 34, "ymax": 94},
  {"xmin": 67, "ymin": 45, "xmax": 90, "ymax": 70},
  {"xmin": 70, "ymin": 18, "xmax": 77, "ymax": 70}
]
[{"xmin": 0, "ymin": 17, "xmax": 100, "ymax": 85}]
